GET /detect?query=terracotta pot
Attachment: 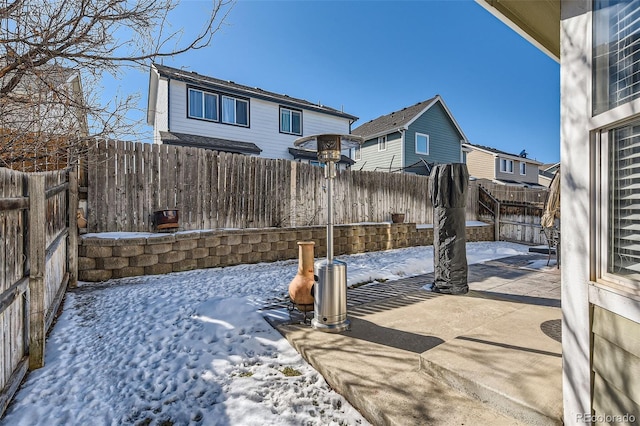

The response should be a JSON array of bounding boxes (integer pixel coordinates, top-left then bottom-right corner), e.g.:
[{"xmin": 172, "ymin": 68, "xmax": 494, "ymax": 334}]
[{"xmin": 288, "ymin": 241, "xmax": 315, "ymax": 312}]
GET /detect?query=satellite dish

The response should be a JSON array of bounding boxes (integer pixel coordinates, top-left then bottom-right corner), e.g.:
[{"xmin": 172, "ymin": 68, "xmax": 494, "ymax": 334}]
[{"xmin": 519, "ymin": 150, "xmax": 528, "ymax": 158}]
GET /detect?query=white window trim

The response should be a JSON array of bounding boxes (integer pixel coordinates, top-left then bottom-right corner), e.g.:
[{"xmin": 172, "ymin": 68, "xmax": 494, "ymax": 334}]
[
  {"xmin": 280, "ymin": 107, "xmax": 302, "ymax": 135},
  {"xmin": 500, "ymin": 158, "xmax": 514, "ymax": 174},
  {"xmin": 378, "ymin": 135, "xmax": 387, "ymax": 152},
  {"xmin": 595, "ymin": 127, "xmax": 640, "ymax": 292},
  {"xmin": 221, "ymin": 95, "xmax": 249, "ymax": 127},
  {"xmin": 187, "ymin": 88, "xmax": 219, "ymax": 122},
  {"xmin": 353, "ymin": 146, "xmax": 361, "ymax": 161},
  {"xmin": 415, "ymin": 132, "xmax": 429, "ymax": 155}
]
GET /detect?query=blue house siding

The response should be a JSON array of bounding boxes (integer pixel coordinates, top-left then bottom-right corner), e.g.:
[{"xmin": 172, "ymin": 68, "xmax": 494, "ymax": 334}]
[
  {"xmin": 404, "ymin": 102, "xmax": 462, "ymax": 168},
  {"xmin": 356, "ymin": 131, "xmax": 403, "ymax": 172}
]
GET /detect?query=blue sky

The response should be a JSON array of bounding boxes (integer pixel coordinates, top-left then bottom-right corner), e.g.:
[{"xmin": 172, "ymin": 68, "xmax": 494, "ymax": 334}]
[{"xmin": 111, "ymin": 0, "xmax": 560, "ymax": 164}]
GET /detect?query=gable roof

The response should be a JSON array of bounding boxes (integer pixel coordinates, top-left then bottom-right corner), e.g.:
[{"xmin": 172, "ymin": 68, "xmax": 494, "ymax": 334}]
[
  {"xmin": 351, "ymin": 95, "xmax": 468, "ymax": 142},
  {"xmin": 150, "ymin": 63, "xmax": 358, "ymax": 122},
  {"xmin": 463, "ymin": 143, "xmax": 543, "ymax": 165}
]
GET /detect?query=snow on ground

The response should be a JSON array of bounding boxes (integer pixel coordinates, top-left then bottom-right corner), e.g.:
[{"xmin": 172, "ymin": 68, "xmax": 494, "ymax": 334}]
[{"xmin": 2, "ymin": 242, "xmax": 532, "ymax": 426}]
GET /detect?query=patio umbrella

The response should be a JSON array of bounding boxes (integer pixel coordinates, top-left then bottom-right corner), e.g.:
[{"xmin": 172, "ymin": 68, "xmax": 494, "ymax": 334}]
[{"xmin": 541, "ymin": 168, "xmax": 560, "ymax": 228}]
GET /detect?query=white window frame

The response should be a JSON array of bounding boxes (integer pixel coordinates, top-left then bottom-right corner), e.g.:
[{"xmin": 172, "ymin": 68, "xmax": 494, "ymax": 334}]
[
  {"xmin": 280, "ymin": 107, "xmax": 302, "ymax": 135},
  {"xmin": 590, "ymin": 0, "xmax": 640, "ymax": 292},
  {"xmin": 595, "ymin": 124, "xmax": 640, "ymax": 292},
  {"xmin": 378, "ymin": 135, "xmax": 387, "ymax": 151},
  {"xmin": 221, "ymin": 95, "xmax": 249, "ymax": 127},
  {"xmin": 500, "ymin": 158, "xmax": 514, "ymax": 174},
  {"xmin": 352, "ymin": 146, "xmax": 361, "ymax": 161},
  {"xmin": 520, "ymin": 162, "xmax": 526, "ymax": 175},
  {"xmin": 415, "ymin": 132, "xmax": 429, "ymax": 155},
  {"xmin": 187, "ymin": 88, "xmax": 218, "ymax": 121}
]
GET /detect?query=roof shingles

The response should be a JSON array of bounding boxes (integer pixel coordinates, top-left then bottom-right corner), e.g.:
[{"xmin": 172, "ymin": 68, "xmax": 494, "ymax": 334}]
[
  {"xmin": 153, "ymin": 64, "xmax": 357, "ymax": 121},
  {"xmin": 351, "ymin": 97, "xmax": 438, "ymax": 138}
]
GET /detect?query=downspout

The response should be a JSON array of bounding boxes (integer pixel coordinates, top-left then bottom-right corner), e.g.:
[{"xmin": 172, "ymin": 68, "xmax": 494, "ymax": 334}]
[
  {"xmin": 167, "ymin": 77, "xmax": 171, "ymax": 132},
  {"xmin": 399, "ymin": 128, "xmax": 405, "ymax": 172}
]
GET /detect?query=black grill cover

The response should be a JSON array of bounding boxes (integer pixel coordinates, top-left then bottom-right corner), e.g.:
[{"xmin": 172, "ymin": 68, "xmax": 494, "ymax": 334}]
[{"xmin": 429, "ymin": 163, "xmax": 469, "ymax": 294}]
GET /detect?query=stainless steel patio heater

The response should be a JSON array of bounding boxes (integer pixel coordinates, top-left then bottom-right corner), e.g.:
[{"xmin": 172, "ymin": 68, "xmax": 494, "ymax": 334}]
[{"xmin": 294, "ymin": 133, "xmax": 363, "ymax": 333}]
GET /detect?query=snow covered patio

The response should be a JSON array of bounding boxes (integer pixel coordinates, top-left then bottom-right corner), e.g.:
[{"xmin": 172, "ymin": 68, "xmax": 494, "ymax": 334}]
[{"xmin": 1, "ymin": 242, "xmax": 549, "ymax": 425}]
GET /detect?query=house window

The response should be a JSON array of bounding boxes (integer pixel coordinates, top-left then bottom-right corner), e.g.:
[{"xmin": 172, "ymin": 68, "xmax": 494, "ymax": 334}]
[
  {"xmin": 520, "ymin": 162, "xmax": 526, "ymax": 175},
  {"xmin": 352, "ymin": 146, "xmax": 361, "ymax": 161},
  {"xmin": 378, "ymin": 136, "xmax": 387, "ymax": 151},
  {"xmin": 280, "ymin": 107, "xmax": 302, "ymax": 135},
  {"xmin": 188, "ymin": 88, "xmax": 218, "ymax": 121},
  {"xmin": 598, "ymin": 121, "xmax": 640, "ymax": 286},
  {"xmin": 222, "ymin": 95, "xmax": 249, "ymax": 126},
  {"xmin": 415, "ymin": 133, "xmax": 429, "ymax": 155},
  {"xmin": 593, "ymin": 0, "xmax": 640, "ymax": 115},
  {"xmin": 593, "ymin": 1, "xmax": 640, "ymax": 289},
  {"xmin": 500, "ymin": 158, "xmax": 514, "ymax": 173}
]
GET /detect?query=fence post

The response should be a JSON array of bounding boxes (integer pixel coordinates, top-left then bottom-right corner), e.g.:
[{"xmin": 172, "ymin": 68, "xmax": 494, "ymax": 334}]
[
  {"xmin": 494, "ymin": 200, "xmax": 501, "ymax": 242},
  {"xmin": 290, "ymin": 161, "xmax": 297, "ymax": 227},
  {"xmin": 68, "ymin": 171, "xmax": 78, "ymax": 288},
  {"xmin": 28, "ymin": 174, "xmax": 46, "ymax": 370}
]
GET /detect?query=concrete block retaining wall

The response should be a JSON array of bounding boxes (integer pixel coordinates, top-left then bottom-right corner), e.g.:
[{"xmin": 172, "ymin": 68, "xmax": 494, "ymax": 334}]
[{"xmin": 78, "ymin": 223, "xmax": 494, "ymax": 282}]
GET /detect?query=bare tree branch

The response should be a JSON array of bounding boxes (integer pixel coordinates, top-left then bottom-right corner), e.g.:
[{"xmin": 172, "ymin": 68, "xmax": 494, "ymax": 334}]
[{"xmin": 0, "ymin": 0, "xmax": 234, "ymax": 171}]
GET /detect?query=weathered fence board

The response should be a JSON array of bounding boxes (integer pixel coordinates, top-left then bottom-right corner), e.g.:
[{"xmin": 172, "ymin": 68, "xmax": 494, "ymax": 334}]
[
  {"xmin": 81, "ymin": 140, "xmax": 490, "ymax": 233},
  {"xmin": 1, "ymin": 167, "xmax": 76, "ymax": 416},
  {"xmin": 477, "ymin": 179, "xmax": 548, "ymax": 206}
]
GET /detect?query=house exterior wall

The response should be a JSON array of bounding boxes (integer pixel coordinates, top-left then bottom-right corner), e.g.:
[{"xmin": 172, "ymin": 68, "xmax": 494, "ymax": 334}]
[
  {"xmin": 162, "ymin": 79, "xmax": 351, "ymax": 159},
  {"xmin": 152, "ymin": 76, "xmax": 170, "ymax": 145},
  {"xmin": 404, "ymin": 102, "xmax": 462, "ymax": 169},
  {"xmin": 560, "ymin": 1, "xmax": 605, "ymax": 422},
  {"xmin": 591, "ymin": 306, "xmax": 640, "ymax": 421},
  {"xmin": 356, "ymin": 131, "xmax": 403, "ymax": 172},
  {"xmin": 516, "ymin": 161, "xmax": 540, "ymax": 183},
  {"xmin": 465, "ymin": 149, "xmax": 496, "ymax": 180}
]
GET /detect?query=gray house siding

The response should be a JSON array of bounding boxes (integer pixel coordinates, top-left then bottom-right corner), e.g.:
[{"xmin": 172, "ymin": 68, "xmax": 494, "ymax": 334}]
[
  {"xmin": 404, "ymin": 102, "xmax": 462, "ymax": 169},
  {"xmin": 356, "ymin": 131, "xmax": 403, "ymax": 172}
]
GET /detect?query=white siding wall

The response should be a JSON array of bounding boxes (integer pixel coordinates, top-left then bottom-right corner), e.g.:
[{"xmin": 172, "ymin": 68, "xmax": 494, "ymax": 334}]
[
  {"xmin": 153, "ymin": 77, "xmax": 169, "ymax": 145},
  {"xmin": 561, "ymin": 2, "xmax": 593, "ymax": 422},
  {"xmin": 165, "ymin": 79, "xmax": 351, "ymax": 159}
]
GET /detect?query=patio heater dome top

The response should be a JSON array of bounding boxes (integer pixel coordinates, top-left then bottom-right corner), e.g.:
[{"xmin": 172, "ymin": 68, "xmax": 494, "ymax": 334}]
[{"xmin": 294, "ymin": 134, "xmax": 363, "ymax": 164}]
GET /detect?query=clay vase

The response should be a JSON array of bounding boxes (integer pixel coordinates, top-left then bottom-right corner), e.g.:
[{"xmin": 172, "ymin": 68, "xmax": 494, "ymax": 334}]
[{"xmin": 288, "ymin": 241, "xmax": 315, "ymax": 312}]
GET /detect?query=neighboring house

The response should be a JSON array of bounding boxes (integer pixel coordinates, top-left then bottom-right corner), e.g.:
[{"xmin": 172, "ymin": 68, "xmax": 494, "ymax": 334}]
[
  {"xmin": 0, "ymin": 64, "xmax": 88, "ymax": 170},
  {"xmin": 147, "ymin": 64, "xmax": 358, "ymax": 168},
  {"xmin": 350, "ymin": 95, "xmax": 468, "ymax": 175},
  {"xmin": 463, "ymin": 143, "xmax": 545, "ymax": 188},
  {"xmin": 538, "ymin": 162, "xmax": 560, "ymax": 187},
  {"xmin": 478, "ymin": 0, "xmax": 640, "ymax": 424}
]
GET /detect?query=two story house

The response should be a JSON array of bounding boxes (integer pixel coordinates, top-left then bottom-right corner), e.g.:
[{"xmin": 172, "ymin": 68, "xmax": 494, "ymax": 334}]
[
  {"xmin": 350, "ymin": 95, "xmax": 468, "ymax": 175},
  {"xmin": 462, "ymin": 143, "xmax": 544, "ymax": 187},
  {"xmin": 1, "ymin": 64, "xmax": 88, "ymax": 171},
  {"xmin": 147, "ymin": 64, "xmax": 358, "ymax": 167}
]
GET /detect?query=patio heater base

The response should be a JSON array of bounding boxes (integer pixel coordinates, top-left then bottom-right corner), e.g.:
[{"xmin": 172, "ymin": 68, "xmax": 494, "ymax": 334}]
[
  {"xmin": 311, "ymin": 318, "xmax": 350, "ymax": 333},
  {"xmin": 312, "ymin": 259, "xmax": 350, "ymax": 333}
]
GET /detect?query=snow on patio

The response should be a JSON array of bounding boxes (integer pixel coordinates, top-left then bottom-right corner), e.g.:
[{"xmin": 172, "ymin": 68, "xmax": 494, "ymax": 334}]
[{"xmin": 1, "ymin": 242, "xmax": 536, "ymax": 426}]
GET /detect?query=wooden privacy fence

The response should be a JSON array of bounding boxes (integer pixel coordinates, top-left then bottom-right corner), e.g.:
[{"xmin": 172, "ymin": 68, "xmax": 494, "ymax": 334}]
[
  {"xmin": 81, "ymin": 140, "xmax": 479, "ymax": 233},
  {"xmin": 478, "ymin": 185, "xmax": 547, "ymax": 245},
  {"xmin": 0, "ymin": 168, "xmax": 77, "ymax": 416},
  {"xmin": 477, "ymin": 179, "xmax": 548, "ymax": 206}
]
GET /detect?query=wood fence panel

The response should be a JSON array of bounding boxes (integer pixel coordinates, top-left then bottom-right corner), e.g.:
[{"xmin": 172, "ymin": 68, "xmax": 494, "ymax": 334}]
[
  {"xmin": 1, "ymin": 168, "xmax": 73, "ymax": 415},
  {"xmin": 211, "ymin": 151, "xmax": 220, "ymax": 229},
  {"xmin": 82, "ymin": 140, "xmax": 559, "ymax": 233}
]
